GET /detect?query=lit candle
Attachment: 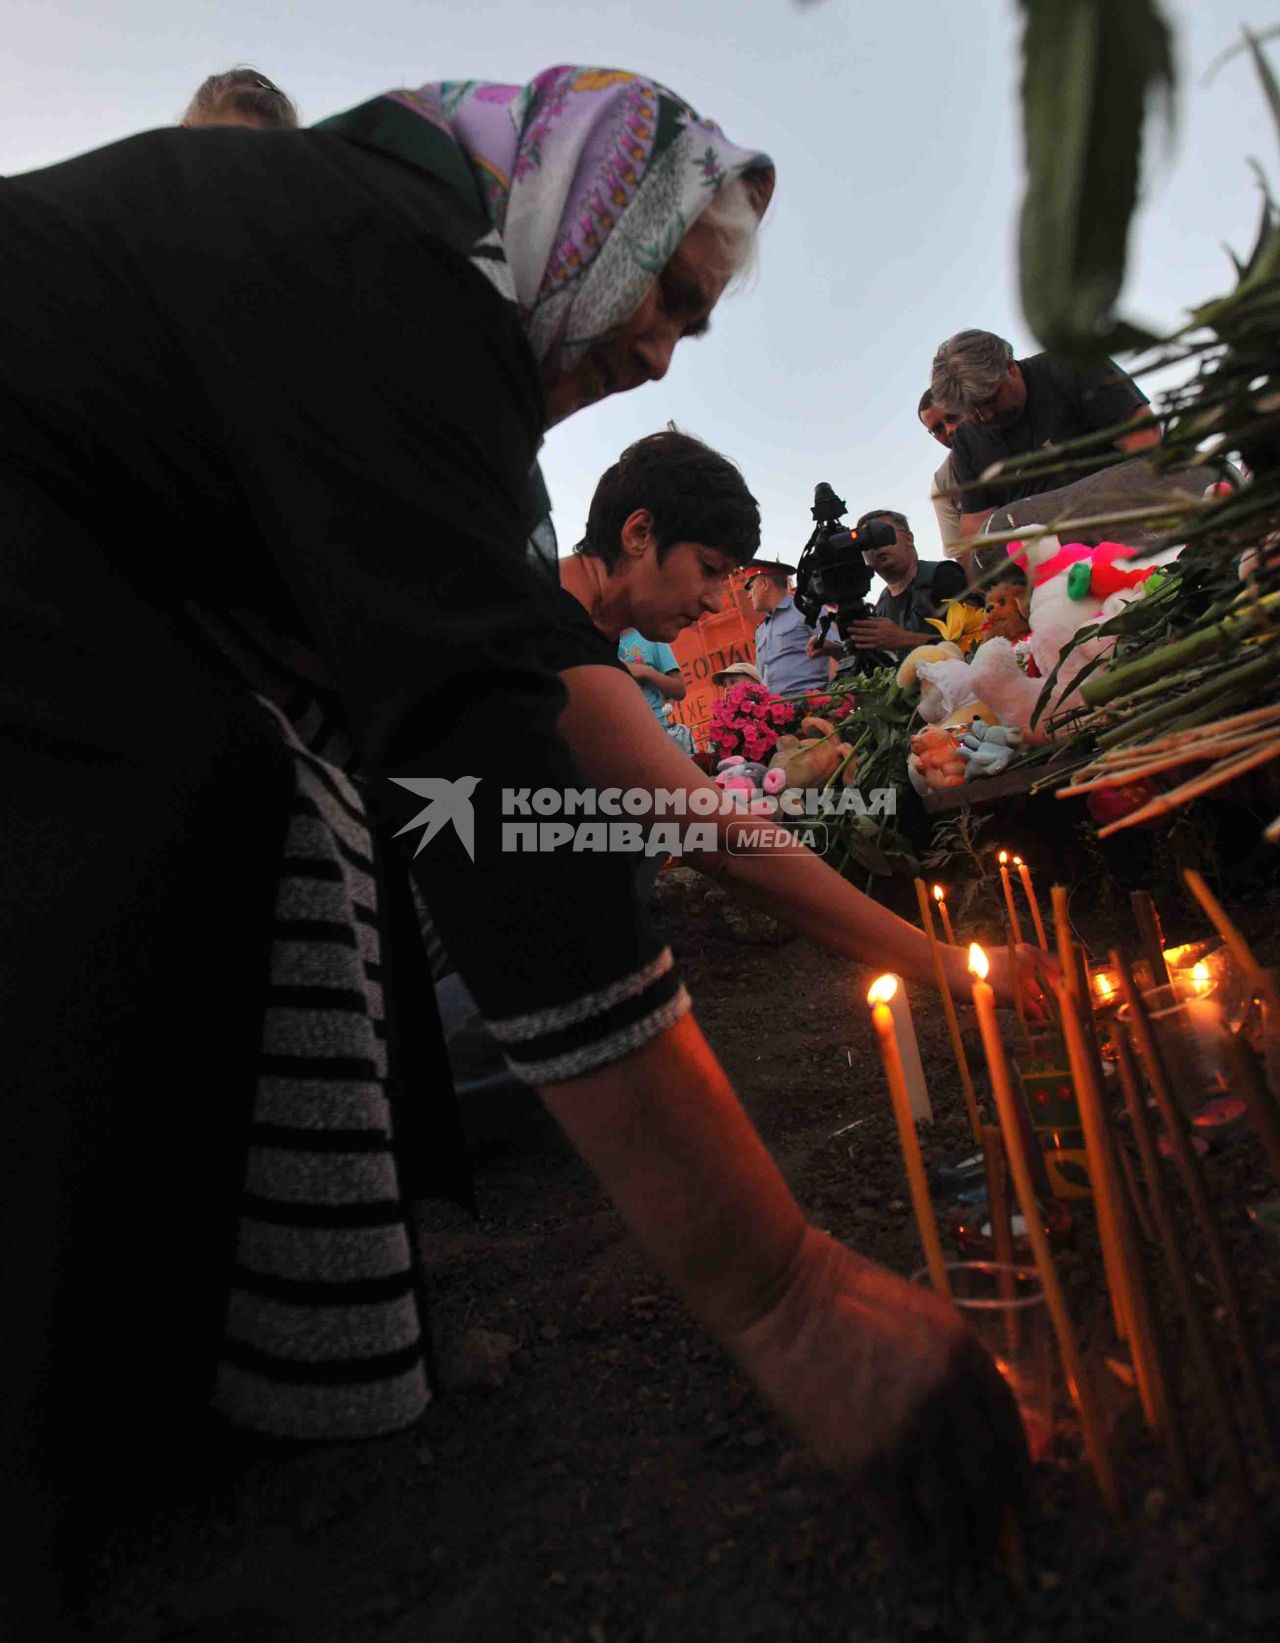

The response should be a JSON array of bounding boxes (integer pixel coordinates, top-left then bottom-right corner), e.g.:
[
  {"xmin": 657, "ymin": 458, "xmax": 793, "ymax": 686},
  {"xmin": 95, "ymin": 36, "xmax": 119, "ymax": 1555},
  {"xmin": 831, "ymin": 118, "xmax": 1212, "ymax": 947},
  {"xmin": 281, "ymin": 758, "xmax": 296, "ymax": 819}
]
[
  {"xmin": 1013, "ymin": 856, "xmax": 1050, "ymax": 951},
  {"xmin": 998, "ymin": 852, "xmax": 1025, "ymax": 948},
  {"xmin": 968, "ymin": 944, "xmax": 1120, "ymax": 1513},
  {"xmin": 872, "ymin": 970, "xmax": 932, "ymax": 1122},
  {"xmin": 1184, "ymin": 993, "xmax": 1227, "ymax": 1060},
  {"xmin": 868, "ymin": 976, "xmax": 950, "ymax": 1298},
  {"xmin": 915, "ymin": 878, "xmax": 980, "ymax": 1142},
  {"xmin": 932, "ymin": 883, "xmax": 957, "ymax": 947},
  {"xmin": 1168, "ymin": 962, "xmax": 1227, "ymax": 1048}
]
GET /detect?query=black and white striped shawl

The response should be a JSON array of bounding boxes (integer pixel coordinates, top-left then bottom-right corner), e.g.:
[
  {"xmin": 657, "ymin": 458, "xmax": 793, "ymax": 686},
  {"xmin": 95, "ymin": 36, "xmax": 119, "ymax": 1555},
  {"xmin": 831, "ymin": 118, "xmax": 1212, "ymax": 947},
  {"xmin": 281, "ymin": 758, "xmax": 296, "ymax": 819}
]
[{"xmin": 198, "ymin": 616, "xmax": 430, "ymax": 1439}]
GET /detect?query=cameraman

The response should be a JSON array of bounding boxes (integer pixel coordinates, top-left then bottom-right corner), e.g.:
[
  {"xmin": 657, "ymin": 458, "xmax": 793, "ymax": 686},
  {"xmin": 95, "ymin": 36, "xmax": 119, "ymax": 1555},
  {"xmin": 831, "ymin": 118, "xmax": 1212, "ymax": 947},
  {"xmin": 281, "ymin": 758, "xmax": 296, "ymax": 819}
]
[{"xmin": 807, "ymin": 508, "xmax": 966, "ymax": 667}]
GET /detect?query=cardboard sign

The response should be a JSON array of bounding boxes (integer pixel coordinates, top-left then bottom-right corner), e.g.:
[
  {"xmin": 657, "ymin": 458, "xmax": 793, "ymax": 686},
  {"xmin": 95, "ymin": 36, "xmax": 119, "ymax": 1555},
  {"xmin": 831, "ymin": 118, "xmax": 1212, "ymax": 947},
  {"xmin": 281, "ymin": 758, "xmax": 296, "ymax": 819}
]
[{"xmin": 669, "ymin": 571, "xmax": 760, "ymax": 748}]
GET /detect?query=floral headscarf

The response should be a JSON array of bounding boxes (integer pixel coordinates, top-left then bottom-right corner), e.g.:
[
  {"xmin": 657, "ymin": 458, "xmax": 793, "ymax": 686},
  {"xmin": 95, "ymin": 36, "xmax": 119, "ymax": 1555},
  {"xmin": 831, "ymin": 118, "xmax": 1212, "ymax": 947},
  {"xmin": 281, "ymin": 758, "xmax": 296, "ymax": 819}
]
[{"xmin": 316, "ymin": 66, "xmax": 773, "ymax": 378}]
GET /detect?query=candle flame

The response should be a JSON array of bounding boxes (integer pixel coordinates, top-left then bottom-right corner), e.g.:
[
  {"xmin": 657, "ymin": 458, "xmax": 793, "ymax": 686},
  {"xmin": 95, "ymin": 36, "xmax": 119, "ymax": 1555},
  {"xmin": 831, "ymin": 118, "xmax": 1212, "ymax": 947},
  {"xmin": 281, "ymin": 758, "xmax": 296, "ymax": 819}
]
[
  {"xmin": 1095, "ymin": 974, "xmax": 1114, "ymax": 1000},
  {"xmin": 1013, "ymin": 855, "xmax": 1024, "ymax": 866},
  {"xmin": 1192, "ymin": 962, "xmax": 1211, "ymax": 995},
  {"xmin": 998, "ymin": 850, "xmax": 1009, "ymax": 864},
  {"xmin": 867, "ymin": 974, "xmax": 898, "ymax": 1006},
  {"xmin": 968, "ymin": 943, "xmax": 989, "ymax": 980},
  {"xmin": 932, "ymin": 884, "xmax": 945, "ymax": 902}
]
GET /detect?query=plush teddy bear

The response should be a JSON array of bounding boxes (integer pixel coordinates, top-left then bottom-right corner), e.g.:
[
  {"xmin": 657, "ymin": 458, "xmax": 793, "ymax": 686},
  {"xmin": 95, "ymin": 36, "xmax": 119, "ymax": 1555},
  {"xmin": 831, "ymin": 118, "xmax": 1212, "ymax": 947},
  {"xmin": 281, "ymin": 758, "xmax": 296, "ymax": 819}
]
[
  {"xmin": 979, "ymin": 580, "xmax": 1031, "ymax": 644},
  {"xmin": 907, "ymin": 724, "xmax": 967, "ymax": 796},
  {"xmin": 958, "ymin": 721, "xmax": 1024, "ymax": 780},
  {"xmin": 767, "ymin": 717, "xmax": 858, "ymax": 790}
]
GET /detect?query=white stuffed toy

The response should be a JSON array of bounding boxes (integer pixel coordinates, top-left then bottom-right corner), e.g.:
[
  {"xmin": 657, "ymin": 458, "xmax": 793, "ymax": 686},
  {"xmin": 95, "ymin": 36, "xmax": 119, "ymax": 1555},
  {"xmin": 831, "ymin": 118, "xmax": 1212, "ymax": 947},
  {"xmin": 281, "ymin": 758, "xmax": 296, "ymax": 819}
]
[
  {"xmin": 965, "ymin": 637, "xmax": 1046, "ymax": 744},
  {"xmin": 895, "ymin": 642, "xmax": 964, "ymax": 724},
  {"xmin": 966, "ymin": 534, "xmax": 1164, "ymax": 741},
  {"xmin": 911, "ymin": 655, "xmax": 1000, "ymax": 737}
]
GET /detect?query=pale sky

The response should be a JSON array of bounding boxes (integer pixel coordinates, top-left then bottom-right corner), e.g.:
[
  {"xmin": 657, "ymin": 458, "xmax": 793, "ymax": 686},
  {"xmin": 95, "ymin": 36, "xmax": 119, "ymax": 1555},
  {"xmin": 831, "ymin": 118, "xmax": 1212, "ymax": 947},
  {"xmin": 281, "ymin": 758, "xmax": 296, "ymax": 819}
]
[{"xmin": 5, "ymin": 1, "xmax": 1277, "ymax": 560}]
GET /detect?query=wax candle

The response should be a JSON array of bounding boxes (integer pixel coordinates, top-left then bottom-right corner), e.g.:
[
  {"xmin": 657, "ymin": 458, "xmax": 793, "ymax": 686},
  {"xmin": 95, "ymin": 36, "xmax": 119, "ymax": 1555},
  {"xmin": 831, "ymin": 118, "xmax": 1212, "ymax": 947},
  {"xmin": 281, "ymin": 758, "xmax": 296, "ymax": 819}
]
[
  {"xmin": 1007, "ymin": 923, "xmax": 1027, "ymax": 1033},
  {"xmin": 1183, "ymin": 870, "xmax": 1268, "ymax": 991},
  {"xmin": 968, "ymin": 944, "xmax": 1120, "ymax": 1513},
  {"xmin": 868, "ymin": 976, "xmax": 949, "ymax": 1298},
  {"xmin": 932, "ymin": 883, "xmax": 957, "ymax": 947},
  {"xmin": 1183, "ymin": 994, "xmax": 1225, "ymax": 1051},
  {"xmin": 1057, "ymin": 984, "xmax": 1135, "ymax": 1348},
  {"xmin": 1115, "ymin": 953, "xmax": 1275, "ymax": 1459},
  {"xmin": 914, "ymin": 878, "xmax": 980, "ymax": 1141},
  {"xmin": 1058, "ymin": 975, "xmax": 1190, "ymax": 1488},
  {"xmin": 1143, "ymin": 982, "xmax": 1228, "ymax": 1113},
  {"xmin": 998, "ymin": 852, "xmax": 1025, "ymax": 947},
  {"xmin": 872, "ymin": 969, "xmax": 932, "ymax": 1123},
  {"xmin": 1013, "ymin": 855, "xmax": 1050, "ymax": 951},
  {"xmin": 1050, "ymin": 883, "xmax": 1080, "ymax": 1007}
]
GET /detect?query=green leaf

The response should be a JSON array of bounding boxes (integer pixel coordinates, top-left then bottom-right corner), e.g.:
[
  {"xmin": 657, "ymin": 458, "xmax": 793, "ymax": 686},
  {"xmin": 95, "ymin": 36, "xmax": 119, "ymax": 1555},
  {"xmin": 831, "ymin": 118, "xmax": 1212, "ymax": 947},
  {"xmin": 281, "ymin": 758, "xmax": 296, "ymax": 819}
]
[
  {"xmin": 1244, "ymin": 25, "xmax": 1280, "ymax": 152},
  {"xmin": 1017, "ymin": 0, "xmax": 1175, "ymax": 354}
]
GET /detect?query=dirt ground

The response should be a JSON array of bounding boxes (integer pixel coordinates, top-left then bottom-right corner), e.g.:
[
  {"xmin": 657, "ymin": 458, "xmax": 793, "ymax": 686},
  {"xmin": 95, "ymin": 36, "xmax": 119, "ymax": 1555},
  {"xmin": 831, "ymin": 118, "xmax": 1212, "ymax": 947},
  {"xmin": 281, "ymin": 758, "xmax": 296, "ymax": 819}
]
[{"xmin": 91, "ymin": 864, "xmax": 1280, "ymax": 1642}]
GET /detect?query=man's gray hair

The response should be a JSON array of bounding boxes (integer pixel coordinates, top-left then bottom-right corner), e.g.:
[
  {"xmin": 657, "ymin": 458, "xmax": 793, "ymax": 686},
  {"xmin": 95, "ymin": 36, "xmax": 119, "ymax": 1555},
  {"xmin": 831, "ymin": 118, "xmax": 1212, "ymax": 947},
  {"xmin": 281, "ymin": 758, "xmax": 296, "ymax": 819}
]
[{"xmin": 930, "ymin": 330, "xmax": 1014, "ymax": 415}]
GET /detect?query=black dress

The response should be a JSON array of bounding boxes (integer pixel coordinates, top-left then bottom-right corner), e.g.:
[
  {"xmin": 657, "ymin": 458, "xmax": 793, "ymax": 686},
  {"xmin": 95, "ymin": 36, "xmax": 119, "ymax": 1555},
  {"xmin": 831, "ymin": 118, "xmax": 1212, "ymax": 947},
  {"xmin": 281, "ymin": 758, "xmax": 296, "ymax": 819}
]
[{"xmin": 0, "ymin": 126, "xmax": 685, "ymax": 1549}]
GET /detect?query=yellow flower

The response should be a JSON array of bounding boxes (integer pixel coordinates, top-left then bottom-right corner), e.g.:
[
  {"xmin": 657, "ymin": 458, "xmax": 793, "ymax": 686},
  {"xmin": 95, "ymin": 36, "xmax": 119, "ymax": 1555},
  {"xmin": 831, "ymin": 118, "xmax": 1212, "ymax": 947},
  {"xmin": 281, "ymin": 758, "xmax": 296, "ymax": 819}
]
[{"xmin": 925, "ymin": 599, "xmax": 986, "ymax": 654}]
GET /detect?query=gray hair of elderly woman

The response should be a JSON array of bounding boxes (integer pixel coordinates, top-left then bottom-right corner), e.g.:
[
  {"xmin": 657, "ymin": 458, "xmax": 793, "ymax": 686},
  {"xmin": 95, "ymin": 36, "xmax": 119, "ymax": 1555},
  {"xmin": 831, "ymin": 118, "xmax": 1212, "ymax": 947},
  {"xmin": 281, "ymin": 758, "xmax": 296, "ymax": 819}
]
[
  {"xmin": 181, "ymin": 68, "xmax": 298, "ymax": 130},
  {"xmin": 929, "ymin": 330, "xmax": 1014, "ymax": 415},
  {"xmin": 695, "ymin": 170, "xmax": 771, "ymax": 288}
]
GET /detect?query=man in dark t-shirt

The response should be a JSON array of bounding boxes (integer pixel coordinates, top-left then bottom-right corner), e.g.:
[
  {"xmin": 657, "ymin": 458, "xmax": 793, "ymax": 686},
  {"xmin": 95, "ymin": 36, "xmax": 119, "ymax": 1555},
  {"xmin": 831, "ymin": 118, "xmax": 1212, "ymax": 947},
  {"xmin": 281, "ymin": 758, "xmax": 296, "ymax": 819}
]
[
  {"xmin": 807, "ymin": 508, "xmax": 967, "ymax": 669},
  {"xmin": 930, "ymin": 330, "xmax": 1161, "ymax": 546}
]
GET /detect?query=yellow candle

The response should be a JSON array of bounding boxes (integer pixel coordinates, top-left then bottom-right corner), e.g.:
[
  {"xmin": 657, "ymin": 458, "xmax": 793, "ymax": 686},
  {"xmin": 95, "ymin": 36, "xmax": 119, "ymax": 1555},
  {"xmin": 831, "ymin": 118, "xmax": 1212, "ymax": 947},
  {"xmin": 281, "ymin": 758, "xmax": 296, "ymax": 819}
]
[
  {"xmin": 968, "ymin": 945, "xmax": 1120, "ymax": 1514},
  {"xmin": 1182, "ymin": 869, "xmax": 1280, "ymax": 1042},
  {"xmin": 1007, "ymin": 923, "xmax": 1027, "ymax": 1033},
  {"xmin": 883, "ymin": 973, "xmax": 932, "ymax": 1123},
  {"xmin": 1013, "ymin": 855, "xmax": 1050, "ymax": 951},
  {"xmin": 868, "ymin": 976, "xmax": 951, "ymax": 1299},
  {"xmin": 998, "ymin": 852, "xmax": 1024, "ymax": 947},
  {"xmin": 1056, "ymin": 984, "xmax": 1131, "ymax": 1346},
  {"xmin": 1058, "ymin": 981, "xmax": 1179, "ymax": 1453},
  {"xmin": 932, "ymin": 883, "xmax": 957, "ymax": 947},
  {"xmin": 1051, "ymin": 884, "xmax": 1077, "ymax": 1002},
  {"xmin": 914, "ymin": 877, "xmax": 981, "ymax": 1143}
]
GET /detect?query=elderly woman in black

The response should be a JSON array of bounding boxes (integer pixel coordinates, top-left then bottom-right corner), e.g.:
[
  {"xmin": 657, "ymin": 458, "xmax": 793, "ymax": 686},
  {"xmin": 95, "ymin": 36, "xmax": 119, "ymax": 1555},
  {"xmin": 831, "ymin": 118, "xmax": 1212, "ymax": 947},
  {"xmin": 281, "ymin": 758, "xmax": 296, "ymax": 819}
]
[{"xmin": 0, "ymin": 66, "xmax": 1025, "ymax": 1623}]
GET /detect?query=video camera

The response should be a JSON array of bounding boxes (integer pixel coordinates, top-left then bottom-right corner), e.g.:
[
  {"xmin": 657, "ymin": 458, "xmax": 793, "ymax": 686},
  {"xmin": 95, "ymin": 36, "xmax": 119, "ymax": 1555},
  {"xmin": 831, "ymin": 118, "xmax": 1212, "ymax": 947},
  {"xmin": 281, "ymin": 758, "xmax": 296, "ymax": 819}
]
[{"xmin": 793, "ymin": 483, "xmax": 897, "ymax": 674}]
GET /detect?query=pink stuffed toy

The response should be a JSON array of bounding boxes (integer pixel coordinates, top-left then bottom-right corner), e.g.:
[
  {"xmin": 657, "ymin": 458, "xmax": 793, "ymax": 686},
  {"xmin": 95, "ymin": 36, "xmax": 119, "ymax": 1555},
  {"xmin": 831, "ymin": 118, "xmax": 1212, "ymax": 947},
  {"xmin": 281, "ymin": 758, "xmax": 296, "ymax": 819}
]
[{"xmin": 713, "ymin": 756, "xmax": 783, "ymax": 816}]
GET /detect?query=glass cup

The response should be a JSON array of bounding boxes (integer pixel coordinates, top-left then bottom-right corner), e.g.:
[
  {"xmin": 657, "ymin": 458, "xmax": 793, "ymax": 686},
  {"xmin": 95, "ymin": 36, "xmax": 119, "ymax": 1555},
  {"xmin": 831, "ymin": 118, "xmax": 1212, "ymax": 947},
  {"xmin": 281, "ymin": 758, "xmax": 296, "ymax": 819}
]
[
  {"xmin": 916, "ymin": 1261, "xmax": 1054, "ymax": 1461},
  {"xmin": 1164, "ymin": 940, "xmax": 1253, "ymax": 1032},
  {"xmin": 1122, "ymin": 983, "xmax": 1229, "ymax": 1117}
]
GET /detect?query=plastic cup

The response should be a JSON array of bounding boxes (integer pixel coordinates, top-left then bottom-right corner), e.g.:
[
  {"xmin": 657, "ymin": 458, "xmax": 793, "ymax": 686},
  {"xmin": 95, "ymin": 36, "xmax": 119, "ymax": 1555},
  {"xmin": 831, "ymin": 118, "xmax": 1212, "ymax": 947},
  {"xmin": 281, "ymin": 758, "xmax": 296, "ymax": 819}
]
[{"xmin": 917, "ymin": 1261, "xmax": 1054, "ymax": 1461}]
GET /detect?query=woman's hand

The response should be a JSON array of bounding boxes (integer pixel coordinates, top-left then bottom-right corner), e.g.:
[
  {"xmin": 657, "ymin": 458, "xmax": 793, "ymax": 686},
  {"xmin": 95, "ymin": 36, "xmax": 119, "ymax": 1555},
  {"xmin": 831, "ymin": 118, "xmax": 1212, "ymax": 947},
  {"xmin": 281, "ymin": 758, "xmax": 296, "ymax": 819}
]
[
  {"xmin": 990, "ymin": 942, "xmax": 1060, "ymax": 1020},
  {"xmin": 724, "ymin": 1228, "xmax": 1031, "ymax": 1558},
  {"xmin": 946, "ymin": 941, "xmax": 1059, "ymax": 1021}
]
